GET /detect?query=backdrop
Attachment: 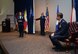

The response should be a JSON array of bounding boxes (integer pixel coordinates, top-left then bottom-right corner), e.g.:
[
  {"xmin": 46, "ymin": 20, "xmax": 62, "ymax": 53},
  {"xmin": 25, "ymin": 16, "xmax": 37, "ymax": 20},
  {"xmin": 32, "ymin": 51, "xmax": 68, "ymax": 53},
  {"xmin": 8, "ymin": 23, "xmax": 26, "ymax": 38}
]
[
  {"xmin": 14, "ymin": 0, "xmax": 34, "ymax": 34},
  {"xmin": 75, "ymin": 0, "xmax": 78, "ymax": 21}
]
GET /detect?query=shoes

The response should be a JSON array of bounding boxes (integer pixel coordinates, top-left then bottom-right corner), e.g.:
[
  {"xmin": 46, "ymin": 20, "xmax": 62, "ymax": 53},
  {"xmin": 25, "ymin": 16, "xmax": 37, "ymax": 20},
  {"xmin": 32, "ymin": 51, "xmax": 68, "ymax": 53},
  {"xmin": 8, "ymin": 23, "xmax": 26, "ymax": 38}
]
[
  {"xmin": 19, "ymin": 35, "xmax": 24, "ymax": 38},
  {"xmin": 41, "ymin": 34, "xmax": 45, "ymax": 36},
  {"xmin": 54, "ymin": 46, "xmax": 66, "ymax": 52}
]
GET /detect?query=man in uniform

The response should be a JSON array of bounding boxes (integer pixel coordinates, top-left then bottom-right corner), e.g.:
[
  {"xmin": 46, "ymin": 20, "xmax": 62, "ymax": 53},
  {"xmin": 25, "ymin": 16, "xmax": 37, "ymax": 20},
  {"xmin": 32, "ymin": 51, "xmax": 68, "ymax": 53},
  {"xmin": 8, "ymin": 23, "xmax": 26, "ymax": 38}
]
[
  {"xmin": 17, "ymin": 12, "xmax": 24, "ymax": 37},
  {"xmin": 49, "ymin": 13, "xmax": 69, "ymax": 51},
  {"xmin": 36, "ymin": 13, "xmax": 45, "ymax": 35}
]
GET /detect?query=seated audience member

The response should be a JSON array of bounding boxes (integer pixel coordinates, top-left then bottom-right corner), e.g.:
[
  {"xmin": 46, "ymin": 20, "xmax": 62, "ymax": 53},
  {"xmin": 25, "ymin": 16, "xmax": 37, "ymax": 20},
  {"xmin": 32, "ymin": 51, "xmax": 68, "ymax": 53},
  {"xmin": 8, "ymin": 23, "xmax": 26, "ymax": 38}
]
[{"xmin": 49, "ymin": 13, "xmax": 69, "ymax": 51}]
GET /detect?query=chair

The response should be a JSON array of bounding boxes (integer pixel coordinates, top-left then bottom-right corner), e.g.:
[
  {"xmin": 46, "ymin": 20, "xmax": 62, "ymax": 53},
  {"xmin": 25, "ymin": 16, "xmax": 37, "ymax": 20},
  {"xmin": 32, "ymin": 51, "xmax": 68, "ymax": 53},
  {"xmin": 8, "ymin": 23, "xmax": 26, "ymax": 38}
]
[
  {"xmin": 74, "ymin": 22, "xmax": 78, "ymax": 54},
  {"xmin": 65, "ymin": 22, "xmax": 78, "ymax": 53}
]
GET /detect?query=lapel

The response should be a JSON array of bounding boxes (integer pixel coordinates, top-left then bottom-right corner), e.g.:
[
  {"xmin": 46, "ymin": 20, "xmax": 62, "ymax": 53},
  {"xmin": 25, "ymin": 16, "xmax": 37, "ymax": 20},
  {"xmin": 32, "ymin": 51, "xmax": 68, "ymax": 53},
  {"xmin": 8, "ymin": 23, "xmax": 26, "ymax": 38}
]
[{"xmin": 58, "ymin": 19, "xmax": 63, "ymax": 28}]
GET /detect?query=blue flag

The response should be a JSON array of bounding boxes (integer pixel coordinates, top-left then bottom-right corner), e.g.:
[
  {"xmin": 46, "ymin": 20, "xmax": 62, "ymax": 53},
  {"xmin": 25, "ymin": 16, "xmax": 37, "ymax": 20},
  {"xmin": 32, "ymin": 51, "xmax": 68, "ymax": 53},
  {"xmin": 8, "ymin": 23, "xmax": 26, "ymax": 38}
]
[
  {"xmin": 29, "ymin": 8, "xmax": 34, "ymax": 18},
  {"xmin": 28, "ymin": 8, "xmax": 35, "ymax": 34},
  {"xmin": 29, "ymin": 8, "xmax": 35, "ymax": 33},
  {"xmin": 56, "ymin": 5, "xmax": 59, "ymax": 31},
  {"xmin": 57, "ymin": 5, "xmax": 59, "ymax": 14}
]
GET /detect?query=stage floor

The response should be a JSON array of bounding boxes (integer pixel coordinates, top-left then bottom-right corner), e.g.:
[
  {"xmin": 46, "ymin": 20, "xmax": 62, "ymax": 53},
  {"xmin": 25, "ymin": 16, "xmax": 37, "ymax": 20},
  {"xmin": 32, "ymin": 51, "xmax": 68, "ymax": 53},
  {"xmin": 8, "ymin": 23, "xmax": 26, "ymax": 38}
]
[{"xmin": 0, "ymin": 32, "xmax": 74, "ymax": 54}]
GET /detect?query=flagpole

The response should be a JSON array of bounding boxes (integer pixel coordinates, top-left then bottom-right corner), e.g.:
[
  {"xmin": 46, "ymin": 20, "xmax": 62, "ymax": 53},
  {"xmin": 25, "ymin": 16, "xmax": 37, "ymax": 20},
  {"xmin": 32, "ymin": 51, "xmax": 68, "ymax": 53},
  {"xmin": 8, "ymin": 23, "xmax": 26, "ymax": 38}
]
[{"xmin": 45, "ymin": 0, "xmax": 48, "ymax": 7}]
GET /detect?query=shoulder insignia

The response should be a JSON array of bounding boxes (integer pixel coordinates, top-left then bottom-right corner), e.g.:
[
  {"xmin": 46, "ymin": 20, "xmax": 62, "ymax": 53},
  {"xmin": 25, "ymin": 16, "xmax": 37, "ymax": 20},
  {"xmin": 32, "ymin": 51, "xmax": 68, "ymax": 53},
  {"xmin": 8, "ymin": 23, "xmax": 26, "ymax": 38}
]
[{"xmin": 62, "ymin": 20, "xmax": 65, "ymax": 22}]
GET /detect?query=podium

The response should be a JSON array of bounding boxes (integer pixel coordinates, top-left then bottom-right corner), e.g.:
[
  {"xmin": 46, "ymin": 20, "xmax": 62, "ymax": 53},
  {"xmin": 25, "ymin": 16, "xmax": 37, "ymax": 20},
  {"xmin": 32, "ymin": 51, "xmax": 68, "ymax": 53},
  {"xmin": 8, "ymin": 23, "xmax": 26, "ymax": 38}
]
[{"xmin": 2, "ymin": 18, "xmax": 10, "ymax": 32}]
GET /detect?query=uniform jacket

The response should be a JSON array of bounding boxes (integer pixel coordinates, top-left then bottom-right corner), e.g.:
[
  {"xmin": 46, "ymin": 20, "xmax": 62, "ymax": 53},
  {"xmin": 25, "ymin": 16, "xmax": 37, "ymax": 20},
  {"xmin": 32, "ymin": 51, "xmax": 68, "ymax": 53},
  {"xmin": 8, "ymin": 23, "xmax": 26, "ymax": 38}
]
[{"xmin": 55, "ymin": 19, "xmax": 69, "ymax": 36}]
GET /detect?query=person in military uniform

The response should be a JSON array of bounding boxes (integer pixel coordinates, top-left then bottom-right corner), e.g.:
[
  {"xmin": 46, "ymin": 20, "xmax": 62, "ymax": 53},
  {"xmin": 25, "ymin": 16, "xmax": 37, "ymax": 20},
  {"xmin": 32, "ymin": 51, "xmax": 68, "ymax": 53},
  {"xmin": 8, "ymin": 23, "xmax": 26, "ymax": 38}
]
[
  {"xmin": 36, "ymin": 13, "xmax": 45, "ymax": 35},
  {"xmin": 17, "ymin": 12, "xmax": 24, "ymax": 37},
  {"xmin": 49, "ymin": 13, "xmax": 69, "ymax": 51}
]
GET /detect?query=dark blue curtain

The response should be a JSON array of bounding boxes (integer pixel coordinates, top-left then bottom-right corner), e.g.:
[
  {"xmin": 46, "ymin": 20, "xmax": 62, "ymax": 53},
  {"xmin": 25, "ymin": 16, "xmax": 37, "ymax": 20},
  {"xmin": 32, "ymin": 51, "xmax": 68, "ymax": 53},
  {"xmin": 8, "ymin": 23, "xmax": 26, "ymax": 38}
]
[
  {"xmin": 14, "ymin": 0, "xmax": 34, "ymax": 34},
  {"xmin": 75, "ymin": 0, "xmax": 78, "ymax": 22}
]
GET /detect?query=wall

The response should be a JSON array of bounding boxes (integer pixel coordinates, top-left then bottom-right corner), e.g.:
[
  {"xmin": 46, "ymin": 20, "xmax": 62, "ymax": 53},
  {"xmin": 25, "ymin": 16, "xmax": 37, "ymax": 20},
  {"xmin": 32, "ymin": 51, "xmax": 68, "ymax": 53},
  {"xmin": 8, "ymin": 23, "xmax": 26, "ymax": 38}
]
[
  {"xmin": 34, "ymin": 0, "xmax": 71, "ymax": 32},
  {"xmin": 35, "ymin": 0, "xmax": 46, "ymax": 32},
  {"xmin": 0, "ymin": 0, "xmax": 71, "ymax": 32},
  {"xmin": 0, "ymin": 0, "xmax": 14, "ymax": 31}
]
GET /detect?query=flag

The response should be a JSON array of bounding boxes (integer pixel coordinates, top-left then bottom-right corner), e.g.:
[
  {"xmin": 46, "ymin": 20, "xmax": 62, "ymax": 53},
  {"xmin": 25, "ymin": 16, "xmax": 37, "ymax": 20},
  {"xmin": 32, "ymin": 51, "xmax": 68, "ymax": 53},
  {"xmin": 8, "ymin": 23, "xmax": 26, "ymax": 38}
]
[
  {"xmin": 45, "ymin": 7, "xmax": 49, "ymax": 32},
  {"xmin": 57, "ymin": 5, "xmax": 59, "ymax": 14},
  {"xmin": 29, "ymin": 8, "xmax": 33, "ymax": 18},
  {"xmin": 29, "ymin": 8, "xmax": 35, "ymax": 34},
  {"xmin": 30, "ymin": 8, "xmax": 35, "ymax": 33},
  {"xmin": 56, "ymin": 5, "xmax": 59, "ymax": 31},
  {"xmin": 24, "ymin": 10, "xmax": 28, "ymax": 33},
  {"xmin": 33, "ymin": 13, "xmax": 35, "ymax": 34},
  {"xmin": 15, "ymin": 13, "xmax": 18, "ymax": 30},
  {"xmin": 70, "ymin": 0, "xmax": 76, "ymax": 22}
]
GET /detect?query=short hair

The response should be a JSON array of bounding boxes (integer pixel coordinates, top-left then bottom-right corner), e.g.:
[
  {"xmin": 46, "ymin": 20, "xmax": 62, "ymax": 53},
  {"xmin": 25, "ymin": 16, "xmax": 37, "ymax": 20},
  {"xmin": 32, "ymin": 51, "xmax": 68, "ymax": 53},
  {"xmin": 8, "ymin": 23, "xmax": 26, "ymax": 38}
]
[{"xmin": 57, "ymin": 13, "xmax": 63, "ymax": 18}]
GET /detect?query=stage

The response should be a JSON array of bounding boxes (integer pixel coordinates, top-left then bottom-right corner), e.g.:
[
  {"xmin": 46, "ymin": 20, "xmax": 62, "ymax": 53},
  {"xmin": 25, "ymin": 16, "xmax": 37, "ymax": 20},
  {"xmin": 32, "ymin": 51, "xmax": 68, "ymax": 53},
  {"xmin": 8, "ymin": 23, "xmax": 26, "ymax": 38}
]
[{"xmin": 0, "ymin": 32, "xmax": 74, "ymax": 54}]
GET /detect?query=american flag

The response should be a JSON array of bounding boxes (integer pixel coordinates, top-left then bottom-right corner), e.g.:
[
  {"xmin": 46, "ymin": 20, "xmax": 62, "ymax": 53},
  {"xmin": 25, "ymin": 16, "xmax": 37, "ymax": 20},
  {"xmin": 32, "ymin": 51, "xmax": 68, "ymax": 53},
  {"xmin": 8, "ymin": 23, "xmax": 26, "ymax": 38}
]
[
  {"xmin": 56, "ymin": 5, "xmax": 59, "ymax": 31},
  {"xmin": 45, "ymin": 7, "xmax": 49, "ymax": 32}
]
